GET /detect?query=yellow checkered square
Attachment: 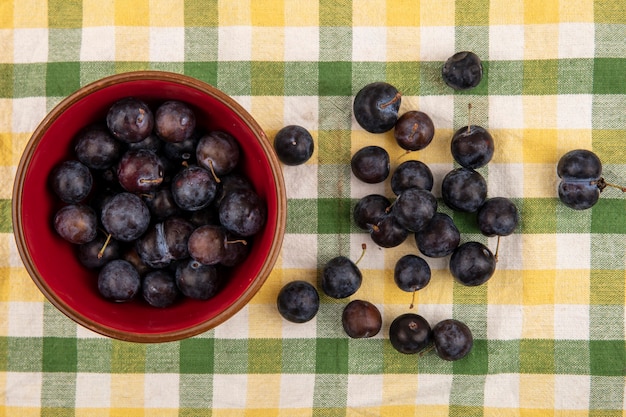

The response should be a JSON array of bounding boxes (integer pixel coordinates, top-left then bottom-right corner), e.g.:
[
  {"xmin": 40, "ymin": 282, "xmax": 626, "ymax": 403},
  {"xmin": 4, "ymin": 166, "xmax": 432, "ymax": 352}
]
[
  {"xmin": 522, "ymin": 304, "xmax": 555, "ymax": 338},
  {"xmin": 419, "ymin": 0, "xmax": 455, "ymax": 26},
  {"xmin": 489, "ymin": 0, "xmax": 524, "ymax": 25},
  {"xmin": 519, "ymin": 374, "xmax": 555, "ymax": 409},
  {"xmin": 251, "ymin": 27, "xmax": 285, "ymax": 61},
  {"xmin": 149, "ymin": 0, "xmax": 184, "ymax": 26},
  {"xmin": 219, "ymin": 0, "xmax": 251, "ymax": 25},
  {"xmin": 110, "ymin": 374, "xmax": 145, "ymax": 409},
  {"xmin": 13, "ymin": 0, "xmax": 47, "ymax": 28},
  {"xmin": 523, "ymin": 163, "xmax": 556, "ymax": 198},
  {"xmin": 559, "ymin": 0, "xmax": 594, "ymax": 22},
  {"xmin": 387, "ymin": 27, "xmax": 420, "ymax": 61},
  {"xmin": 247, "ymin": 375, "xmax": 281, "ymax": 409},
  {"xmin": 251, "ymin": 0, "xmax": 284, "ymax": 26},
  {"xmin": 83, "ymin": 0, "xmax": 115, "ymax": 26},
  {"xmin": 0, "ymin": 2, "xmax": 13, "ymax": 28},
  {"xmin": 522, "ymin": 269, "xmax": 555, "ymax": 305},
  {"xmin": 494, "ymin": 129, "xmax": 525, "ymax": 164},
  {"xmin": 353, "ymin": 0, "xmax": 386, "ymax": 26},
  {"xmin": 115, "ymin": 0, "xmax": 150, "ymax": 26},
  {"xmin": 522, "ymin": 129, "xmax": 558, "ymax": 164},
  {"xmin": 386, "ymin": 0, "xmax": 419, "ymax": 26},
  {"xmin": 488, "ymin": 270, "xmax": 524, "ymax": 304},
  {"xmin": 284, "ymin": 0, "xmax": 318, "ymax": 26},
  {"xmin": 0, "ymin": 30, "xmax": 13, "ymax": 63},
  {"xmin": 524, "ymin": 0, "xmax": 559, "ymax": 24},
  {"xmin": 524, "ymin": 25, "xmax": 559, "ymax": 59},
  {"xmin": 115, "ymin": 27, "xmax": 150, "ymax": 61},
  {"xmin": 251, "ymin": 96, "xmax": 284, "ymax": 132},
  {"xmin": 554, "ymin": 270, "xmax": 590, "ymax": 304}
]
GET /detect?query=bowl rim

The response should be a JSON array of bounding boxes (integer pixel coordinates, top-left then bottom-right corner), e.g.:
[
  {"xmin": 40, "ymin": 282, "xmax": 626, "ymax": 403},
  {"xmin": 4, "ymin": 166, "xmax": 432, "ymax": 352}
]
[{"xmin": 12, "ymin": 70, "xmax": 287, "ymax": 343}]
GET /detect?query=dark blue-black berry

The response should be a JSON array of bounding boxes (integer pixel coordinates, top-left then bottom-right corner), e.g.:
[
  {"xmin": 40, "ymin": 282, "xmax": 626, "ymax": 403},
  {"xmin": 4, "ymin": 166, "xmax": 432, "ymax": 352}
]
[
  {"xmin": 432, "ymin": 319, "xmax": 473, "ymax": 361},
  {"xmin": 277, "ymin": 281, "xmax": 320, "ymax": 323},
  {"xmin": 273, "ymin": 125, "xmax": 314, "ymax": 166},
  {"xmin": 449, "ymin": 241, "xmax": 496, "ymax": 286},
  {"xmin": 442, "ymin": 51, "xmax": 483, "ymax": 90},
  {"xmin": 321, "ymin": 256, "xmax": 362, "ymax": 299},
  {"xmin": 353, "ymin": 82, "xmax": 401, "ymax": 133}
]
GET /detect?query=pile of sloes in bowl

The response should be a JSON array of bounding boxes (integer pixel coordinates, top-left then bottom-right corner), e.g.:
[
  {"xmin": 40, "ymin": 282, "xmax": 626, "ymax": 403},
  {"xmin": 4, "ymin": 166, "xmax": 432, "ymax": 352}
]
[{"xmin": 50, "ymin": 97, "xmax": 266, "ymax": 308}]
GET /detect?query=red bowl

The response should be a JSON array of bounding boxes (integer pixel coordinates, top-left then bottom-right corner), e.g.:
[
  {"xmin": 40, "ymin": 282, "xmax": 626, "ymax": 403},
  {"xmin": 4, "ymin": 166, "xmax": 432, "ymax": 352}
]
[{"xmin": 12, "ymin": 71, "xmax": 286, "ymax": 342}]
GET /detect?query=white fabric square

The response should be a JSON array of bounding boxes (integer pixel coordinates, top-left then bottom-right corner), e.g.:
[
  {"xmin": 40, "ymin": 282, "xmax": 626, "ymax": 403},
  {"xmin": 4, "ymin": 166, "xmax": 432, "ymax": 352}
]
[
  {"xmin": 284, "ymin": 27, "xmax": 319, "ymax": 61},
  {"xmin": 150, "ymin": 27, "xmax": 185, "ymax": 62},
  {"xmin": 145, "ymin": 373, "xmax": 180, "ymax": 408},
  {"xmin": 347, "ymin": 375, "xmax": 382, "ymax": 407},
  {"xmin": 555, "ymin": 375, "xmax": 590, "ymax": 409},
  {"xmin": 428, "ymin": 162, "xmax": 455, "ymax": 199},
  {"xmin": 8, "ymin": 233, "xmax": 25, "ymax": 268},
  {"xmin": 13, "ymin": 29, "xmax": 48, "ymax": 63},
  {"xmin": 5, "ymin": 372, "xmax": 42, "ymax": 406},
  {"xmin": 554, "ymin": 304, "xmax": 590, "ymax": 340},
  {"xmin": 557, "ymin": 94, "xmax": 593, "ymax": 129},
  {"xmin": 76, "ymin": 324, "xmax": 108, "ymax": 339},
  {"xmin": 231, "ymin": 95, "xmax": 251, "ymax": 112},
  {"xmin": 415, "ymin": 374, "xmax": 453, "ymax": 404},
  {"xmin": 8, "ymin": 302, "xmax": 44, "ymax": 337},
  {"xmin": 214, "ymin": 306, "xmax": 249, "ymax": 339},
  {"xmin": 489, "ymin": 232, "xmax": 523, "ymax": 271},
  {"xmin": 484, "ymin": 373, "xmax": 520, "ymax": 407},
  {"xmin": 279, "ymin": 374, "xmax": 315, "ymax": 408},
  {"xmin": 350, "ymin": 174, "xmax": 387, "ymax": 198},
  {"xmin": 80, "ymin": 27, "xmax": 115, "ymax": 61},
  {"xmin": 218, "ymin": 26, "xmax": 252, "ymax": 61},
  {"xmin": 284, "ymin": 164, "xmax": 318, "ymax": 199},
  {"xmin": 419, "ymin": 95, "xmax": 454, "ymax": 130},
  {"xmin": 488, "ymin": 163, "xmax": 524, "ymax": 198},
  {"xmin": 556, "ymin": 233, "xmax": 590, "ymax": 269},
  {"xmin": 280, "ymin": 314, "xmax": 318, "ymax": 338},
  {"xmin": 559, "ymin": 23, "xmax": 595, "ymax": 59},
  {"xmin": 489, "ymin": 25, "xmax": 525, "ymax": 60},
  {"xmin": 281, "ymin": 234, "xmax": 318, "ymax": 269},
  {"xmin": 284, "ymin": 96, "xmax": 319, "ymax": 131},
  {"xmin": 351, "ymin": 234, "xmax": 384, "ymax": 271},
  {"xmin": 415, "ymin": 304, "xmax": 454, "ymax": 327},
  {"xmin": 12, "ymin": 97, "xmax": 47, "ymax": 133},
  {"xmin": 488, "ymin": 304, "xmax": 523, "ymax": 340},
  {"xmin": 75, "ymin": 373, "xmax": 111, "ymax": 408},
  {"xmin": 489, "ymin": 96, "xmax": 524, "ymax": 129},
  {"xmin": 420, "ymin": 26, "xmax": 455, "ymax": 61},
  {"xmin": 212, "ymin": 374, "xmax": 247, "ymax": 408},
  {"xmin": 352, "ymin": 26, "xmax": 386, "ymax": 62}
]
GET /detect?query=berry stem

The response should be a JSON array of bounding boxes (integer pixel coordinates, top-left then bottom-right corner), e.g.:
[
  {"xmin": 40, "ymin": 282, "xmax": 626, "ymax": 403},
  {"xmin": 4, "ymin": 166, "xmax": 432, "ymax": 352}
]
[
  {"xmin": 97, "ymin": 233, "xmax": 112, "ymax": 259},
  {"xmin": 355, "ymin": 243, "xmax": 367, "ymax": 266},
  {"xmin": 594, "ymin": 177, "xmax": 626, "ymax": 192},
  {"xmin": 206, "ymin": 159, "xmax": 222, "ymax": 183},
  {"xmin": 380, "ymin": 92, "xmax": 402, "ymax": 109},
  {"xmin": 409, "ymin": 289, "xmax": 417, "ymax": 309},
  {"xmin": 467, "ymin": 103, "xmax": 472, "ymax": 134},
  {"xmin": 494, "ymin": 235, "xmax": 501, "ymax": 262}
]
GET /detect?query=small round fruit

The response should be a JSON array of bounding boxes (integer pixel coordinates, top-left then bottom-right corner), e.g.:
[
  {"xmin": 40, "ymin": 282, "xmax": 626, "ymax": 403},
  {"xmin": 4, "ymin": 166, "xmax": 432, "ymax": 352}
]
[
  {"xmin": 415, "ymin": 213, "xmax": 460, "ymax": 258},
  {"xmin": 100, "ymin": 192, "xmax": 151, "ymax": 242},
  {"xmin": 276, "ymin": 281, "xmax": 320, "ymax": 323},
  {"xmin": 342, "ymin": 300, "xmax": 382, "ymax": 338},
  {"xmin": 394, "ymin": 111, "xmax": 435, "ymax": 151},
  {"xmin": 53, "ymin": 204, "xmax": 98, "ymax": 244},
  {"xmin": 449, "ymin": 241, "xmax": 496, "ymax": 286},
  {"xmin": 273, "ymin": 125, "xmax": 314, "ymax": 166},
  {"xmin": 321, "ymin": 256, "xmax": 362, "ymax": 299},
  {"xmin": 432, "ymin": 319, "xmax": 473, "ymax": 361},
  {"xmin": 175, "ymin": 258, "xmax": 222, "ymax": 300},
  {"xmin": 353, "ymin": 82, "xmax": 402, "ymax": 133},
  {"xmin": 154, "ymin": 100, "xmax": 196, "ymax": 143},
  {"xmin": 393, "ymin": 254, "xmax": 431, "ymax": 292},
  {"xmin": 50, "ymin": 160, "xmax": 93, "ymax": 204},
  {"xmin": 389, "ymin": 313, "xmax": 432, "ymax": 354},
  {"xmin": 557, "ymin": 149, "xmax": 604, "ymax": 210},
  {"xmin": 477, "ymin": 197, "xmax": 519, "ymax": 237},
  {"xmin": 97, "ymin": 259, "xmax": 141, "ymax": 302},
  {"xmin": 450, "ymin": 125, "xmax": 494, "ymax": 169},
  {"xmin": 142, "ymin": 269, "xmax": 180, "ymax": 308},
  {"xmin": 441, "ymin": 168, "xmax": 487, "ymax": 213},
  {"xmin": 353, "ymin": 194, "xmax": 391, "ymax": 231},
  {"xmin": 442, "ymin": 51, "xmax": 483, "ymax": 90},
  {"xmin": 390, "ymin": 160, "xmax": 434, "ymax": 195},
  {"xmin": 106, "ymin": 97, "xmax": 154, "ymax": 143},
  {"xmin": 351, "ymin": 146, "xmax": 390, "ymax": 184},
  {"xmin": 391, "ymin": 188, "xmax": 437, "ymax": 232}
]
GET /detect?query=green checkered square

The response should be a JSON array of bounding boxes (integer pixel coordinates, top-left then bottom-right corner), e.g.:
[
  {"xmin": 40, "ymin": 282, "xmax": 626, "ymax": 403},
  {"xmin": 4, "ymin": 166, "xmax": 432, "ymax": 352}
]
[
  {"xmin": 48, "ymin": 0, "xmax": 82, "ymax": 28},
  {"xmin": 316, "ymin": 338, "xmax": 349, "ymax": 374},
  {"xmin": 286, "ymin": 199, "xmax": 318, "ymax": 234},
  {"xmin": 184, "ymin": 0, "xmax": 218, "ymax": 26},
  {"xmin": 282, "ymin": 339, "xmax": 317, "ymax": 373},
  {"xmin": 590, "ymin": 270, "xmax": 625, "ymax": 305},
  {"xmin": 386, "ymin": 62, "xmax": 421, "ymax": 96},
  {"xmin": 318, "ymin": 165, "xmax": 351, "ymax": 197},
  {"xmin": 79, "ymin": 62, "xmax": 116, "ymax": 86},
  {"xmin": 319, "ymin": 27, "xmax": 352, "ymax": 61},
  {"xmin": 319, "ymin": 62, "xmax": 352, "ymax": 96},
  {"xmin": 558, "ymin": 59, "xmax": 594, "ymax": 94},
  {"xmin": 520, "ymin": 339, "xmax": 555, "ymax": 374},
  {"xmin": 592, "ymin": 95, "xmax": 626, "ymax": 129},
  {"xmin": 454, "ymin": 95, "xmax": 489, "ymax": 129},
  {"xmin": 455, "ymin": 25, "xmax": 490, "ymax": 66},
  {"xmin": 216, "ymin": 62, "xmax": 251, "ymax": 96},
  {"xmin": 592, "ymin": 199, "xmax": 626, "ymax": 234},
  {"xmin": 43, "ymin": 338, "xmax": 77, "ymax": 372},
  {"xmin": 46, "ymin": 62, "xmax": 81, "ymax": 97},
  {"xmin": 348, "ymin": 339, "xmax": 383, "ymax": 373},
  {"xmin": 251, "ymin": 62, "xmax": 285, "ymax": 96},
  {"xmin": 420, "ymin": 61, "xmax": 449, "ymax": 96},
  {"xmin": 179, "ymin": 338, "xmax": 214, "ymax": 374},
  {"xmin": 455, "ymin": 0, "xmax": 490, "ymax": 26},
  {"xmin": 284, "ymin": 62, "xmax": 319, "ymax": 96},
  {"xmin": 184, "ymin": 28, "xmax": 218, "ymax": 61},
  {"xmin": 453, "ymin": 339, "xmax": 488, "ymax": 375},
  {"xmin": 179, "ymin": 374, "xmax": 213, "ymax": 409},
  {"xmin": 589, "ymin": 305, "xmax": 624, "ymax": 339},
  {"xmin": 318, "ymin": 99, "xmax": 352, "ymax": 130},
  {"xmin": 589, "ymin": 376, "xmax": 624, "ymax": 411},
  {"xmin": 111, "ymin": 340, "xmax": 146, "ymax": 373},
  {"xmin": 248, "ymin": 339, "xmax": 282, "ymax": 373},
  {"xmin": 523, "ymin": 198, "xmax": 558, "ymax": 234},
  {"xmin": 41, "ymin": 373, "xmax": 76, "ymax": 407},
  {"xmin": 48, "ymin": 29, "xmax": 82, "ymax": 62},
  {"xmin": 114, "ymin": 61, "xmax": 150, "ymax": 73},
  {"xmin": 179, "ymin": 408, "xmax": 212, "ymax": 417},
  {"xmin": 184, "ymin": 62, "xmax": 218, "ymax": 86},
  {"xmin": 351, "ymin": 62, "xmax": 386, "ymax": 95},
  {"xmin": 523, "ymin": 60, "xmax": 559, "ymax": 95},
  {"xmin": 318, "ymin": 131, "xmax": 352, "ymax": 163},
  {"xmin": 0, "ymin": 337, "xmax": 6, "ymax": 371},
  {"xmin": 594, "ymin": 2, "xmax": 626, "ymax": 24},
  {"xmin": 7, "ymin": 338, "xmax": 43, "ymax": 372},
  {"xmin": 593, "ymin": 58, "xmax": 626, "ymax": 94},
  {"xmin": 595, "ymin": 24, "xmax": 626, "ymax": 58},
  {"xmin": 149, "ymin": 62, "xmax": 184, "ymax": 73},
  {"xmin": 449, "ymin": 374, "xmax": 486, "ymax": 406},
  {"xmin": 319, "ymin": 0, "xmax": 352, "ymax": 26},
  {"xmin": 448, "ymin": 405, "xmax": 484, "ymax": 417},
  {"xmin": 589, "ymin": 340, "xmax": 626, "ymax": 376},
  {"xmin": 145, "ymin": 342, "xmax": 179, "ymax": 373},
  {"xmin": 41, "ymin": 408, "xmax": 74, "ymax": 417},
  {"xmin": 0, "ymin": 65, "xmax": 13, "ymax": 98},
  {"xmin": 213, "ymin": 339, "xmax": 248, "ymax": 374},
  {"xmin": 593, "ymin": 130, "xmax": 626, "ymax": 164},
  {"xmin": 44, "ymin": 304, "xmax": 76, "ymax": 338},
  {"xmin": 313, "ymin": 374, "xmax": 348, "ymax": 409},
  {"xmin": 317, "ymin": 198, "xmax": 353, "ymax": 234},
  {"xmin": 381, "ymin": 340, "xmax": 418, "ymax": 374},
  {"xmin": 13, "ymin": 64, "xmax": 46, "ymax": 98},
  {"xmin": 76, "ymin": 339, "xmax": 112, "ymax": 373},
  {"xmin": 488, "ymin": 60, "xmax": 523, "ymax": 95},
  {"xmin": 0, "ymin": 199, "xmax": 13, "ymax": 232},
  {"xmin": 557, "ymin": 200, "xmax": 593, "ymax": 233},
  {"xmin": 591, "ymin": 234, "xmax": 626, "ymax": 269},
  {"xmin": 487, "ymin": 340, "xmax": 520, "ymax": 373},
  {"xmin": 554, "ymin": 340, "xmax": 590, "ymax": 375}
]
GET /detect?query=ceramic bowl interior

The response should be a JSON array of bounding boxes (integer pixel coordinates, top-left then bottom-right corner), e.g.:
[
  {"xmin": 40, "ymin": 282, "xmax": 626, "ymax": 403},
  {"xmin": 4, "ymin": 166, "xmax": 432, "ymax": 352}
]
[{"xmin": 12, "ymin": 71, "xmax": 286, "ymax": 342}]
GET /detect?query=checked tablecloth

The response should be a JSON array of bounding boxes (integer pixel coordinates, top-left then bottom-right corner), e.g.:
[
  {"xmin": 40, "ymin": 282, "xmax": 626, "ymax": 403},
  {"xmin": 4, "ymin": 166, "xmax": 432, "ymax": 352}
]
[{"xmin": 1, "ymin": 0, "xmax": 626, "ymax": 416}]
